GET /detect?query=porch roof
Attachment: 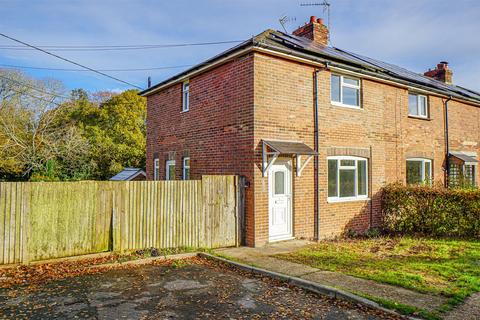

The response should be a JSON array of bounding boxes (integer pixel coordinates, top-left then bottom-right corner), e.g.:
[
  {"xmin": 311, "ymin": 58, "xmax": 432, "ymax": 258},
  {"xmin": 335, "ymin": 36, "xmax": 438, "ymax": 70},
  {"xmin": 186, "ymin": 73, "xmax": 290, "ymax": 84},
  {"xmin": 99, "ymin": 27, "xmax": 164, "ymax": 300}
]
[
  {"xmin": 450, "ymin": 152, "xmax": 478, "ymax": 165},
  {"xmin": 263, "ymin": 140, "xmax": 317, "ymax": 156}
]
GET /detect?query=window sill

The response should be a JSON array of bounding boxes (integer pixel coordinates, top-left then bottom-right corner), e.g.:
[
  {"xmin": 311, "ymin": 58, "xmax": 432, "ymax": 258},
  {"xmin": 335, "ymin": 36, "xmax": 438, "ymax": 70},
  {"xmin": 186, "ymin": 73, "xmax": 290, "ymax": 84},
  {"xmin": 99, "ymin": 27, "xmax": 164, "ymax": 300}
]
[
  {"xmin": 181, "ymin": 109, "xmax": 189, "ymax": 113},
  {"xmin": 327, "ymin": 197, "xmax": 370, "ymax": 203},
  {"xmin": 331, "ymin": 101, "xmax": 362, "ymax": 110},
  {"xmin": 408, "ymin": 115, "xmax": 430, "ymax": 121}
]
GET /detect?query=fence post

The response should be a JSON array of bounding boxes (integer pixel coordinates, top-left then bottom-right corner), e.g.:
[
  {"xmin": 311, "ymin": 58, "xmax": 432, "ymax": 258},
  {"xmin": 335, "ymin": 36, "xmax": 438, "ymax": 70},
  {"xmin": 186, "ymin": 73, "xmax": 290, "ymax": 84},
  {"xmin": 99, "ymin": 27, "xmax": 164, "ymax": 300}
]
[{"xmin": 235, "ymin": 176, "xmax": 246, "ymax": 246}]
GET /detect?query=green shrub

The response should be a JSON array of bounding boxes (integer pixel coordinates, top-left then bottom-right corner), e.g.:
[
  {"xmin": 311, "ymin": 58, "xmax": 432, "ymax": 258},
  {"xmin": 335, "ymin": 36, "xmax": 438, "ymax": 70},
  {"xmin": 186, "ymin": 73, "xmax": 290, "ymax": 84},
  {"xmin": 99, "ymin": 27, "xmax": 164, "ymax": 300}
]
[{"xmin": 381, "ymin": 183, "xmax": 480, "ymax": 239}]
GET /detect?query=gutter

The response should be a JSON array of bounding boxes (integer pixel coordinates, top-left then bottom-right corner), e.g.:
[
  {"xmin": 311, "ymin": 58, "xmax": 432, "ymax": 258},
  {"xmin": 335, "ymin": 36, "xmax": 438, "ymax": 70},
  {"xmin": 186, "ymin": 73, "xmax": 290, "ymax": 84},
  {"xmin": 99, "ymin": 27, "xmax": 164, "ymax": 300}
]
[{"xmin": 444, "ymin": 96, "xmax": 452, "ymax": 187}]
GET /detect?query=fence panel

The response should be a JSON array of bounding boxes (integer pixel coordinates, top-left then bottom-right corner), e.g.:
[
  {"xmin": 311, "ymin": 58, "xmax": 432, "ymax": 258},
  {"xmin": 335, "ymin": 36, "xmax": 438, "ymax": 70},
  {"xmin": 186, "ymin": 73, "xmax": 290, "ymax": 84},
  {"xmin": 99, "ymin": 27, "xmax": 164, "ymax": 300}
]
[
  {"xmin": 0, "ymin": 175, "xmax": 241, "ymax": 264},
  {"xmin": 27, "ymin": 182, "xmax": 112, "ymax": 261},
  {"xmin": 112, "ymin": 176, "xmax": 238, "ymax": 252}
]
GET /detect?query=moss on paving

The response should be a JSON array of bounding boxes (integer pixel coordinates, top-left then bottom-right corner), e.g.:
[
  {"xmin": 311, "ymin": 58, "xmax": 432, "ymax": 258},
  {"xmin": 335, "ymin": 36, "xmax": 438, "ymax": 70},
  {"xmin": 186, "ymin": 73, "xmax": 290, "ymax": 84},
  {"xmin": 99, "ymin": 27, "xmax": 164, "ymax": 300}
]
[{"xmin": 275, "ymin": 237, "xmax": 480, "ymax": 316}]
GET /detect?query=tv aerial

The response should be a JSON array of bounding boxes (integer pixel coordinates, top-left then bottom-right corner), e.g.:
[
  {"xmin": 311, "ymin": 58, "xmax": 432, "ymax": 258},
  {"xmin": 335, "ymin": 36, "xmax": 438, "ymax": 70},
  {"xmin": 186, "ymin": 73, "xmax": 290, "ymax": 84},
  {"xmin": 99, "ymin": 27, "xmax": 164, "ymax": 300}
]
[{"xmin": 279, "ymin": 15, "xmax": 296, "ymax": 33}]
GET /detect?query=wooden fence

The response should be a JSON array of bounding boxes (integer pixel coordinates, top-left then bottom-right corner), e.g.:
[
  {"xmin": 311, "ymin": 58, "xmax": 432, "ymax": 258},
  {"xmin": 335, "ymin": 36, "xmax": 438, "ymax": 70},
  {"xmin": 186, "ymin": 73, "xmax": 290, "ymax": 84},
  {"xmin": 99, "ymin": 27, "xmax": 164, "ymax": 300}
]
[{"xmin": 0, "ymin": 175, "xmax": 243, "ymax": 265}]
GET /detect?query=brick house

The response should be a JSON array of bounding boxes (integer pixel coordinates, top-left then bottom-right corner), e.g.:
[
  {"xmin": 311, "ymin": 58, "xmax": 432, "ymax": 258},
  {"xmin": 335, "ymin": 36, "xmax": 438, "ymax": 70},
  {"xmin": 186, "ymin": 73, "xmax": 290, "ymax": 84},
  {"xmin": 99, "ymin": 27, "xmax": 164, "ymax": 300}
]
[{"xmin": 140, "ymin": 17, "xmax": 480, "ymax": 247}]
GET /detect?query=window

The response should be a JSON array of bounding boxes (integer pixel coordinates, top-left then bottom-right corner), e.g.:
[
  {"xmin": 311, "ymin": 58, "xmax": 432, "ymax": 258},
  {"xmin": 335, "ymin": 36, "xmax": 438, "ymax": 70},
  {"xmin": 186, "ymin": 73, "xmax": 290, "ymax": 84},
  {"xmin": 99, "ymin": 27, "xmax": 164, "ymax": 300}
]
[
  {"xmin": 406, "ymin": 158, "xmax": 432, "ymax": 185},
  {"xmin": 274, "ymin": 171, "xmax": 285, "ymax": 195},
  {"xmin": 408, "ymin": 93, "xmax": 428, "ymax": 118},
  {"xmin": 183, "ymin": 157, "xmax": 190, "ymax": 180},
  {"xmin": 166, "ymin": 160, "xmax": 175, "ymax": 180},
  {"xmin": 153, "ymin": 158, "xmax": 160, "ymax": 181},
  {"xmin": 331, "ymin": 74, "xmax": 361, "ymax": 108},
  {"xmin": 449, "ymin": 163, "xmax": 476, "ymax": 188},
  {"xmin": 182, "ymin": 81, "xmax": 189, "ymax": 112},
  {"xmin": 328, "ymin": 156, "xmax": 368, "ymax": 201}
]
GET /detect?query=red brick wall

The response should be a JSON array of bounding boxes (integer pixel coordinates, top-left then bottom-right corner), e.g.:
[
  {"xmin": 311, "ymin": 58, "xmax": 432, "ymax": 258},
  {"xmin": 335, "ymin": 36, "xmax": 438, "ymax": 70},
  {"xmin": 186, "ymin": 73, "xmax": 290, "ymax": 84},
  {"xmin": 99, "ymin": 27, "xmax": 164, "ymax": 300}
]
[
  {"xmin": 146, "ymin": 49, "xmax": 480, "ymax": 247},
  {"xmin": 146, "ymin": 54, "xmax": 256, "ymax": 245}
]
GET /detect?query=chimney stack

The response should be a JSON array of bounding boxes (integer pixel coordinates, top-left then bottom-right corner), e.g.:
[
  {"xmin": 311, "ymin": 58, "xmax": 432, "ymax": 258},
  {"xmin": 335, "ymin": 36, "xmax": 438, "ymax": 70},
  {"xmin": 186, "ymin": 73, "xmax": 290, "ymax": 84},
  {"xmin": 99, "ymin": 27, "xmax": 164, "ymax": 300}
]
[
  {"xmin": 424, "ymin": 61, "xmax": 453, "ymax": 84},
  {"xmin": 292, "ymin": 16, "xmax": 329, "ymax": 46}
]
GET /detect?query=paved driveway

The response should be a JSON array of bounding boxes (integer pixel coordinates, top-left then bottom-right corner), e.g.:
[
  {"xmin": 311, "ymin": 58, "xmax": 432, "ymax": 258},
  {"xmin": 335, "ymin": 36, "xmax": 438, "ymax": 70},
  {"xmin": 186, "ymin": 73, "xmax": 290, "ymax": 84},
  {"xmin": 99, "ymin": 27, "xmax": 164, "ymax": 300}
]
[{"xmin": 0, "ymin": 258, "xmax": 400, "ymax": 319}]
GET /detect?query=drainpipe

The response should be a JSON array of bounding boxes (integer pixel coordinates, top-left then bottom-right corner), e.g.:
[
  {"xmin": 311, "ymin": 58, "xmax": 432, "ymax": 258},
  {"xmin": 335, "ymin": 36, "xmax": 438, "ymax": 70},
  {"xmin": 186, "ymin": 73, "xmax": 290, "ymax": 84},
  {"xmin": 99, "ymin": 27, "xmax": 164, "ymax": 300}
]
[
  {"xmin": 313, "ymin": 69, "xmax": 320, "ymax": 240},
  {"xmin": 444, "ymin": 95, "xmax": 452, "ymax": 188}
]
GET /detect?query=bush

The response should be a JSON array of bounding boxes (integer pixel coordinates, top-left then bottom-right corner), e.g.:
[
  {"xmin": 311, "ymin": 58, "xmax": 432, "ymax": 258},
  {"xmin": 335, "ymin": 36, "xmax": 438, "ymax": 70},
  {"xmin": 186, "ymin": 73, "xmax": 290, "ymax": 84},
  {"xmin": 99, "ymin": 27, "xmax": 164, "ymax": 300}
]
[{"xmin": 381, "ymin": 183, "xmax": 480, "ymax": 239}]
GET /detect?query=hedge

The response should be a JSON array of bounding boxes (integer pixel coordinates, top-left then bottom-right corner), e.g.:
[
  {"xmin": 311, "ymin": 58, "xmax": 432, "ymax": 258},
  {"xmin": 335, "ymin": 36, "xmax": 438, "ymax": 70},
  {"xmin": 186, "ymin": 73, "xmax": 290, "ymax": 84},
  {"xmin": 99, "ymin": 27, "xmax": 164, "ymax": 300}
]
[{"xmin": 381, "ymin": 183, "xmax": 480, "ymax": 239}]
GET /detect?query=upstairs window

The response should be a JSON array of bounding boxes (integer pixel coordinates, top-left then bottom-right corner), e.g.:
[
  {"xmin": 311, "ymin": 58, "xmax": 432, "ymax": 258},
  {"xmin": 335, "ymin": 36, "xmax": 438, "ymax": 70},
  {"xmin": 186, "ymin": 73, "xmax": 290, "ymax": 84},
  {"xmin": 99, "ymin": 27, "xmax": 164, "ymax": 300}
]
[
  {"xmin": 328, "ymin": 156, "xmax": 368, "ymax": 201},
  {"xmin": 182, "ymin": 81, "xmax": 190, "ymax": 112},
  {"xmin": 406, "ymin": 158, "xmax": 432, "ymax": 185},
  {"xmin": 166, "ymin": 160, "xmax": 176, "ymax": 180},
  {"xmin": 331, "ymin": 74, "xmax": 361, "ymax": 108},
  {"xmin": 408, "ymin": 93, "xmax": 428, "ymax": 118},
  {"xmin": 183, "ymin": 157, "xmax": 190, "ymax": 180}
]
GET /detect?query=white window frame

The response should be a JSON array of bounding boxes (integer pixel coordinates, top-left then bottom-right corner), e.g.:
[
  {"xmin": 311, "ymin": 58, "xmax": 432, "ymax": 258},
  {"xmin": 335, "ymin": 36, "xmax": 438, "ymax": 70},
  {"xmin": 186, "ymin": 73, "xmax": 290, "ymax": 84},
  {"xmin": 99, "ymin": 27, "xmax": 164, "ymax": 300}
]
[
  {"xmin": 408, "ymin": 93, "xmax": 428, "ymax": 118},
  {"xmin": 327, "ymin": 156, "xmax": 368, "ymax": 202},
  {"xmin": 183, "ymin": 157, "xmax": 190, "ymax": 180},
  {"xmin": 153, "ymin": 158, "xmax": 160, "ymax": 181},
  {"xmin": 331, "ymin": 74, "xmax": 362, "ymax": 109},
  {"xmin": 406, "ymin": 158, "xmax": 432, "ymax": 185},
  {"xmin": 182, "ymin": 81, "xmax": 189, "ymax": 112},
  {"xmin": 166, "ymin": 160, "xmax": 175, "ymax": 180}
]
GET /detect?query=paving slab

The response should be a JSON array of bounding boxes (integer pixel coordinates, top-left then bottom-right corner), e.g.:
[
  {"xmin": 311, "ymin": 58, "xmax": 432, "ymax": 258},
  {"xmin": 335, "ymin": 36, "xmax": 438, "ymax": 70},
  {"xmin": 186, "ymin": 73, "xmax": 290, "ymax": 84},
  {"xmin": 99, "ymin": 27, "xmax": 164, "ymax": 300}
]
[
  {"xmin": 444, "ymin": 292, "xmax": 480, "ymax": 320},
  {"xmin": 301, "ymin": 270, "xmax": 447, "ymax": 312}
]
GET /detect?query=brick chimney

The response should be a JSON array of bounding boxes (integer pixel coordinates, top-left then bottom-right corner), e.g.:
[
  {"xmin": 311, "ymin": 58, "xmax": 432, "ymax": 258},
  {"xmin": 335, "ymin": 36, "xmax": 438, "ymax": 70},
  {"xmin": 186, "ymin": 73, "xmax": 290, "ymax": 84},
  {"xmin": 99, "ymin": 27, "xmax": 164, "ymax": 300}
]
[
  {"xmin": 292, "ymin": 16, "xmax": 329, "ymax": 46},
  {"xmin": 424, "ymin": 61, "xmax": 453, "ymax": 84}
]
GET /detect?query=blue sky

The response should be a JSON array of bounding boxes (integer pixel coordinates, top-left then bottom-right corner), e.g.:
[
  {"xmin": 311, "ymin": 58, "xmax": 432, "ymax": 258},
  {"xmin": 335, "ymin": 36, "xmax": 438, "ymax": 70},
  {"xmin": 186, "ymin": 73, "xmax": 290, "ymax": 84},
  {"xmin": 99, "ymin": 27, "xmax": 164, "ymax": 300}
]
[{"xmin": 1, "ymin": 0, "xmax": 479, "ymax": 93}]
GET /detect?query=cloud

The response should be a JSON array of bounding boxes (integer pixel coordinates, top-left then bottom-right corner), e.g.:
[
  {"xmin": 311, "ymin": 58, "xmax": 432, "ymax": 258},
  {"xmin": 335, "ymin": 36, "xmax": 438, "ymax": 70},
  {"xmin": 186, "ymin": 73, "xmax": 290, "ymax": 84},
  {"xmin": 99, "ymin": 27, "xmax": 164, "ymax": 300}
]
[{"xmin": 0, "ymin": 0, "xmax": 478, "ymax": 92}]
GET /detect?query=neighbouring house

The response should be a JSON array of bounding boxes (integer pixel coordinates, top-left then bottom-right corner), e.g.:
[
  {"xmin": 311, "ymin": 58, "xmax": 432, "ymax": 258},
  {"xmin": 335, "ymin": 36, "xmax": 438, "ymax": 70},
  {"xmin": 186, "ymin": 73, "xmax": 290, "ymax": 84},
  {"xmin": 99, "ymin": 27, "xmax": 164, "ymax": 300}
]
[
  {"xmin": 110, "ymin": 168, "xmax": 146, "ymax": 181},
  {"xmin": 140, "ymin": 16, "xmax": 480, "ymax": 247}
]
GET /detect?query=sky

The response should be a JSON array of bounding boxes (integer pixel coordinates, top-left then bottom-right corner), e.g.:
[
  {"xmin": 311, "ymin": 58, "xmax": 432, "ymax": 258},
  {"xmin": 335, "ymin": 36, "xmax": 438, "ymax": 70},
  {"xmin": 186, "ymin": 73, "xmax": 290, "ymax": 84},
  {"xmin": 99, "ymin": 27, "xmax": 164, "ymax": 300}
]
[{"xmin": 1, "ymin": 0, "xmax": 479, "ymax": 93}]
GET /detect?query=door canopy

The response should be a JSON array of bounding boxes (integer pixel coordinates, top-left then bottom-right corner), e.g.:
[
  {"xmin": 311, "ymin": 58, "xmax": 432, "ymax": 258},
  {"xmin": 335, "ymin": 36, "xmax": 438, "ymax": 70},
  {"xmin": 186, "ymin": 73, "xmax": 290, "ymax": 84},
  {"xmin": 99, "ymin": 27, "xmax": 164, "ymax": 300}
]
[{"xmin": 262, "ymin": 139, "xmax": 318, "ymax": 177}]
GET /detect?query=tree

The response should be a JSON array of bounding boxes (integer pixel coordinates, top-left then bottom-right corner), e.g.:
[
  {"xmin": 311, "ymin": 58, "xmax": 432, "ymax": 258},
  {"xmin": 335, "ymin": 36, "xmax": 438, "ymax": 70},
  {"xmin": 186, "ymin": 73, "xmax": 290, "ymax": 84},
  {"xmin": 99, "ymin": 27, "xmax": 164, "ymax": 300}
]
[
  {"xmin": 0, "ymin": 69, "xmax": 89, "ymax": 180},
  {"xmin": 72, "ymin": 89, "xmax": 146, "ymax": 179}
]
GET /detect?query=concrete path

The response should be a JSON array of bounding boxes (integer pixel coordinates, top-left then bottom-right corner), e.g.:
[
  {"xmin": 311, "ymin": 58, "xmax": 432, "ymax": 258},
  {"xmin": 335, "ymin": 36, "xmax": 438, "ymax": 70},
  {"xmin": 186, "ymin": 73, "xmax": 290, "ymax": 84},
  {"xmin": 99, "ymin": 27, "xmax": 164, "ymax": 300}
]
[{"xmin": 215, "ymin": 241, "xmax": 448, "ymax": 313}]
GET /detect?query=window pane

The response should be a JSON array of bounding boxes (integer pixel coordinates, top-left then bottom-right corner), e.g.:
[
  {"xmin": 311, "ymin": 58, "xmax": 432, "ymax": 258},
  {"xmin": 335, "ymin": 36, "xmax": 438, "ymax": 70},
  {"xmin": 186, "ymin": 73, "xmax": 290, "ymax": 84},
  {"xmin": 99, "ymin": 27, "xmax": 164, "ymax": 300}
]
[
  {"xmin": 184, "ymin": 168, "xmax": 190, "ymax": 180},
  {"xmin": 424, "ymin": 161, "xmax": 431, "ymax": 183},
  {"xmin": 343, "ymin": 77, "xmax": 359, "ymax": 86},
  {"xmin": 419, "ymin": 96, "xmax": 427, "ymax": 116},
  {"xmin": 407, "ymin": 160, "xmax": 422, "ymax": 184},
  {"xmin": 340, "ymin": 159, "xmax": 355, "ymax": 167},
  {"xmin": 342, "ymin": 86, "xmax": 359, "ymax": 106},
  {"xmin": 331, "ymin": 75, "xmax": 341, "ymax": 102},
  {"xmin": 168, "ymin": 164, "xmax": 175, "ymax": 180},
  {"xmin": 357, "ymin": 160, "xmax": 367, "ymax": 196},
  {"xmin": 328, "ymin": 159, "xmax": 338, "ymax": 197},
  {"xmin": 274, "ymin": 171, "xmax": 285, "ymax": 195},
  {"xmin": 339, "ymin": 169, "xmax": 356, "ymax": 197},
  {"xmin": 408, "ymin": 94, "xmax": 418, "ymax": 115},
  {"xmin": 465, "ymin": 165, "xmax": 475, "ymax": 186}
]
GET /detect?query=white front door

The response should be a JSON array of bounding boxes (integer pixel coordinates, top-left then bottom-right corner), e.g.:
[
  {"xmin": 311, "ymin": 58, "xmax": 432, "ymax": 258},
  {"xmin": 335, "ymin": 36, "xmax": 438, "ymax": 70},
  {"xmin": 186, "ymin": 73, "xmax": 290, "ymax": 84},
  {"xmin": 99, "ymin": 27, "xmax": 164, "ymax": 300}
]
[{"xmin": 268, "ymin": 159, "xmax": 293, "ymax": 242}]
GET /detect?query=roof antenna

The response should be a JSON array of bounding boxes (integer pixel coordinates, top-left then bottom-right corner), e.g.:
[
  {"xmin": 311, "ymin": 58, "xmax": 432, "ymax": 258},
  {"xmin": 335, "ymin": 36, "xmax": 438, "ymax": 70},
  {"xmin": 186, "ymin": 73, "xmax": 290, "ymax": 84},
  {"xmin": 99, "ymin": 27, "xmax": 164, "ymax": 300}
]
[
  {"xmin": 279, "ymin": 15, "xmax": 296, "ymax": 33},
  {"xmin": 300, "ymin": 1, "xmax": 332, "ymax": 45}
]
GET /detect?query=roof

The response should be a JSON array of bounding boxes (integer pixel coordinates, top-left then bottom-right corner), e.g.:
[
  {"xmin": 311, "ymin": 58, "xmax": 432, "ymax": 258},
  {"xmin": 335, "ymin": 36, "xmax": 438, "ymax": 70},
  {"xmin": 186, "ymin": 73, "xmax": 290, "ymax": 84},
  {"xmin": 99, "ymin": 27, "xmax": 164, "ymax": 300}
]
[
  {"xmin": 450, "ymin": 152, "xmax": 479, "ymax": 165},
  {"xmin": 140, "ymin": 29, "xmax": 480, "ymax": 105},
  {"xmin": 110, "ymin": 168, "xmax": 146, "ymax": 181},
  {"xmin": 263, "ymin": 140, "xmax": 317, "ymax": 155}
]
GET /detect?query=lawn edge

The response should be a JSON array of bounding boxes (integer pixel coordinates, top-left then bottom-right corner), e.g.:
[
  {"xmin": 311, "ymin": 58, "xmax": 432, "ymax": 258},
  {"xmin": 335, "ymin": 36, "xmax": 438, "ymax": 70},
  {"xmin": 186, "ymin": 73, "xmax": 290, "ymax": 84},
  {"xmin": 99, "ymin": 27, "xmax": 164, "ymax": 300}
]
[{"xmin": 199, "ymin": 252, "xmax": 421, "ymax": 320}]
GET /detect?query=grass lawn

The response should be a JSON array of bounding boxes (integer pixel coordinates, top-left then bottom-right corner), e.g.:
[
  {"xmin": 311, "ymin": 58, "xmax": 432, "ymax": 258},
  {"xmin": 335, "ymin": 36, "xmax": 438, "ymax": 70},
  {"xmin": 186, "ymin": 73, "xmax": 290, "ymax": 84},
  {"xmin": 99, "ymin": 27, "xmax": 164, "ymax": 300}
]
[{"xmin": 275, "ymin": 237, "xmax": 480, "ymax": 311}]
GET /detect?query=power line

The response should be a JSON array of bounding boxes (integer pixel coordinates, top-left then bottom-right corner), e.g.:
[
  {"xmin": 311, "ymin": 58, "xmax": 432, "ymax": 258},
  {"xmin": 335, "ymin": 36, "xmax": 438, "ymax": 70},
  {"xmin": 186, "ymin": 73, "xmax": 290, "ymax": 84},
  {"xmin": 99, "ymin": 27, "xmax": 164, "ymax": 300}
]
[
  {"xmin": 0, "ymin": 63, "xmax": 193, "ymax": 72},
  {"xmin": 0, "ymin": 33, "xmax": 144, "ymax": 89},
  {"xmin": 0, "ymin": 40, "xmax": 244, "ymax": 51}
]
